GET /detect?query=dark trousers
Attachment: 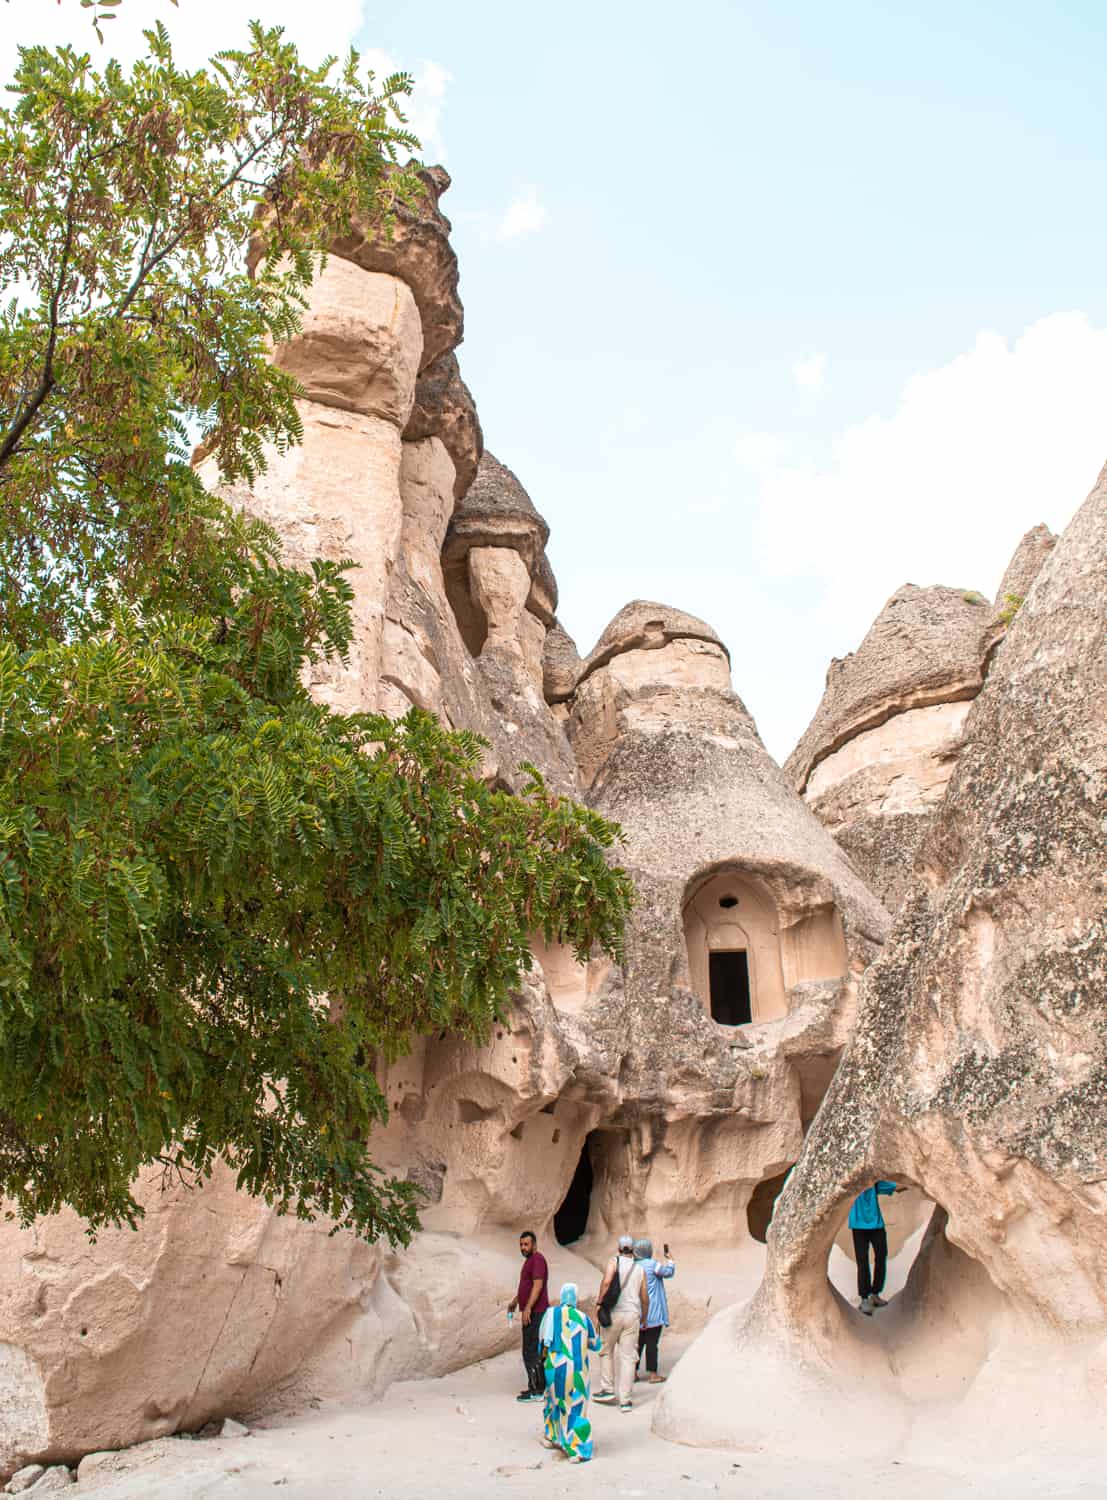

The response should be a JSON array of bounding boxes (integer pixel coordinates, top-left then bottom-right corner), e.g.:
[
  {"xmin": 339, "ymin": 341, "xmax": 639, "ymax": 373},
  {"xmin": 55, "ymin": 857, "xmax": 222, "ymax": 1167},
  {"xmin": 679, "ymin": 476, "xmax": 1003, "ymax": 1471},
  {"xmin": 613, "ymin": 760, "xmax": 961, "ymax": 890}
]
[
  {"xmin": 521, "ymin": 1319, "xmax": 544, "ymax": 1394},
  {"xmin": 852, "ymin": 1227, "xmax": 888, "ymax": 1298},
  {"xmin": 637, "ymin": 1324, "xmax": 663, "ymax": 1374}
]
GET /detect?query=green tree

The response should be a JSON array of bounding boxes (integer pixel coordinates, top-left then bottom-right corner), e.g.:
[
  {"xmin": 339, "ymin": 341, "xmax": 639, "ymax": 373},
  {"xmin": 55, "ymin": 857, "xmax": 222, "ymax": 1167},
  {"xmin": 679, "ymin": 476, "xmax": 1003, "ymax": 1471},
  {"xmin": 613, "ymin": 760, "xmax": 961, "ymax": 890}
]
[{"xmin": 0, "ymin": 24, "xmax": 633, "ymax": 1245}]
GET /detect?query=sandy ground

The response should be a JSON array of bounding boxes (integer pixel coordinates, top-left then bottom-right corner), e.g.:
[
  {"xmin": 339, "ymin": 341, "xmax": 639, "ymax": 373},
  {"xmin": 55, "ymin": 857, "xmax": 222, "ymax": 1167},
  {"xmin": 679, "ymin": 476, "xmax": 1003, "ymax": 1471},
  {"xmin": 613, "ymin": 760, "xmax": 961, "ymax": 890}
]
[
  {"xmin": 78, "ymin": 1330, "xmax": 1101, "ymax": 1499},
  {"xmin": 67, "ymin": 1236, "xmax": 1101, "ymax": 1498}
]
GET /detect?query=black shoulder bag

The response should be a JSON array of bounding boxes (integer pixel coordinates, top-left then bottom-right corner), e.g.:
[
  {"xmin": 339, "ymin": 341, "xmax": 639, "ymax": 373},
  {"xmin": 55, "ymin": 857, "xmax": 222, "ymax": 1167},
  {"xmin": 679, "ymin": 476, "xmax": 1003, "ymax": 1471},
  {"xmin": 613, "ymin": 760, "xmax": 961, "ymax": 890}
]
[{"xmin": 596, "ymin": 1259, "xmax": 622, "ymax": 1327}]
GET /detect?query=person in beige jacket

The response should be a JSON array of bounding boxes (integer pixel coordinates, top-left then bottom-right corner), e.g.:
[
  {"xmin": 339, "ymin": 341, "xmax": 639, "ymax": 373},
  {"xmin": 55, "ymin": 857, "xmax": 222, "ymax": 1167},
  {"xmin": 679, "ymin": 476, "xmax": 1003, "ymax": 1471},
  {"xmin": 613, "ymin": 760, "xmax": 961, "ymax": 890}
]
[{"xmin": 593, "ymin": 1234, "xmax": 649, "ymax": 1412}]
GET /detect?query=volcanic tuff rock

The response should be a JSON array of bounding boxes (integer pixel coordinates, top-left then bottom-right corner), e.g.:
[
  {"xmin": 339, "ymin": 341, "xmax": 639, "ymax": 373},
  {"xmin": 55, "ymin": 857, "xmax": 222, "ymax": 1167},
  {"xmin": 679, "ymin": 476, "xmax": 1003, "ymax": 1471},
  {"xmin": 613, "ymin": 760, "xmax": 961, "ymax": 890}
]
[
  {"xmin": 328, "ymin": 165, "xmax": 464, "ymax": 371},
  {"xmin": 786, "ymin": 584, "xmax": 991, "ymax": 909},
  {"xmin": 657, "ymin": 466, "xmax": 1107, "ymax": 1461},
  {"xmin": 789, "ymin": 528, "xmax": 1060, "ymax": 914},
  {"xmin": 560, "ymin": 600, "xmax": 890, "ymax": 1249},
  {"xmin": 542, "ymin": 620, "xmax": 583, "ymax": 704},
  {"xmin": 1, "ymin": 153, "xmax": 1099, "ymax": 1483},
  {"xmin": 980, "ymin": 521, "xmax": 1057, "ymax": 668},
  {"xmin": 402, "ymin": 350, "xmax": 483, "ymax": 500}
]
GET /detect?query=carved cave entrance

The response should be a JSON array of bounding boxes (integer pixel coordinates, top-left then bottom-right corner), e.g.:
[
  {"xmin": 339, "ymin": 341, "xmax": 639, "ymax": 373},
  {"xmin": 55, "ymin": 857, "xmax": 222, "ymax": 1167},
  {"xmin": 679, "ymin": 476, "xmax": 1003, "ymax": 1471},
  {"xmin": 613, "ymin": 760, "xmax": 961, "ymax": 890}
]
[
  {"xmin": 747, "ymin": 1164, "xmax": 795, "ymax": 1243},
  {"xmin": 709, "ymin": 949, "xmax": 751, "ymax": 1026},
  {"xmin": 554, "ymin": 1135, "xmax": 594, "ymax": 1246},
  {"xmin": 684, "ymin": 867, "xmax": 849, "ymax": 1027},
  {"xmin": 683, "ymin": 872, "xmax": 786, "ymax": 1025}
]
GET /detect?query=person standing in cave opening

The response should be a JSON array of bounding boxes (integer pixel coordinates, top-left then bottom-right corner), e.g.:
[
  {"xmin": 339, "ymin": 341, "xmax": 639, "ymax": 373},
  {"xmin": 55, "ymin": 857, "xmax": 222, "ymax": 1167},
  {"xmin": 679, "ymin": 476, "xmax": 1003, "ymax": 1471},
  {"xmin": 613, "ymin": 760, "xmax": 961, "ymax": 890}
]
[
  {"xmin": 593, "ymin": 1234, "xmax": 648, "ymax": 1412},
  {"xmin": 633, "ymin": 1238, "xmax": 675, "ymax": 1382},
  {"xmin": 850, "ymin": 1181, "xmax": 907, "ymax": 1314},
  {"xmin": 508, "ymin": 1229, "xmax": 550, "ymax": 1400}
]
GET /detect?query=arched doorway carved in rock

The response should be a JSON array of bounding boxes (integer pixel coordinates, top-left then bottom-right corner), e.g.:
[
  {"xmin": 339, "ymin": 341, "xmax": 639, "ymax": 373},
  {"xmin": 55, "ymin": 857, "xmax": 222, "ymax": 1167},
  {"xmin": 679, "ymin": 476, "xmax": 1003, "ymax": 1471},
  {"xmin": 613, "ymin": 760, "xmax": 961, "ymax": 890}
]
[{"xmin": 683, "ymin": 870, "xmax": 787, "ymax": 1025}]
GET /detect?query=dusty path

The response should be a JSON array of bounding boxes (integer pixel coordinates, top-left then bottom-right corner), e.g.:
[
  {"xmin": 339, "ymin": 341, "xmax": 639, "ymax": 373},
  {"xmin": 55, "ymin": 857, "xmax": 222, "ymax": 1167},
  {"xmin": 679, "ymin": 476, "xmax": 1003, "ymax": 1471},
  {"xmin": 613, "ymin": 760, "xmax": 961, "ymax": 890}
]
[{"xmin": 76, "ymin": 1326, "xmax": 1100, "ymax": 1500}]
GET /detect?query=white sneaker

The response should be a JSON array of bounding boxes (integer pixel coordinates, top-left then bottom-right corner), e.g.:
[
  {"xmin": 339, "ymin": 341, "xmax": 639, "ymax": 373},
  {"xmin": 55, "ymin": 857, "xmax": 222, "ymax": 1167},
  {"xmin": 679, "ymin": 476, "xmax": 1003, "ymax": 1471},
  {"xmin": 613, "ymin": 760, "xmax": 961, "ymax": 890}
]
[
  {"xmin": 859, "ymin": 1296, "xmax": 874, "ymax": 1315},
  {"xmin": 870, "ymin": 1295, "xmax": 888, "ymax": 1308}
]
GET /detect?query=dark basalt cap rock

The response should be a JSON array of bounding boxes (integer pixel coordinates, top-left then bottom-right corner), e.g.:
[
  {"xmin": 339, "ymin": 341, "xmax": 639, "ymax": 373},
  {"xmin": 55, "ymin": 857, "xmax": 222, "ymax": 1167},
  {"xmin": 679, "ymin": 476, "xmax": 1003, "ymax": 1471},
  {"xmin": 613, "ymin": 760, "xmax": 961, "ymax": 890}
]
[
  {"xmin": 442, "ymin": 452, "xmax": 550, "ymax": 569},
  {"xmin": 249, "ymin": 166, "xmax": 464, "ymax": 373},
  {"xmin": 403, "ymin": 350, "xmax": 483, "ymax": 500},
  {"xmin": 327, "ymin": 165, "xmax": 464, "ymax": 372}
]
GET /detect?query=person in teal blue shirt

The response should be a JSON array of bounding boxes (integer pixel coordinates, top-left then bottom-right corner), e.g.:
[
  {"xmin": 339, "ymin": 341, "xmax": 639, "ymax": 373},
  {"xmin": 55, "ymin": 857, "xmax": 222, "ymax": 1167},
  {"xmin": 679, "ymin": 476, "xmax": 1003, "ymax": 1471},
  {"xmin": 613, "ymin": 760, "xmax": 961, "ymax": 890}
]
[{"xmin": 849, "ymin": 1181, "xmax": 906, "ymax": 1314}]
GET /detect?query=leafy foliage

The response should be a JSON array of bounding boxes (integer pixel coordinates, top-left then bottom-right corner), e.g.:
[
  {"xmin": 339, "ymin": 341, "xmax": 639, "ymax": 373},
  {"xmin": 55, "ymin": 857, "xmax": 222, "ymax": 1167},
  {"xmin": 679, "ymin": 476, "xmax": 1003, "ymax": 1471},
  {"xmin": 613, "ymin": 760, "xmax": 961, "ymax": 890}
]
[
  {"xmin": 997, "ymin": 592, "xmax": 1024, "ymax": 626},
  {"xmin": 0, "ymin": 25, "xmax": 634, "ymax": 1244}
]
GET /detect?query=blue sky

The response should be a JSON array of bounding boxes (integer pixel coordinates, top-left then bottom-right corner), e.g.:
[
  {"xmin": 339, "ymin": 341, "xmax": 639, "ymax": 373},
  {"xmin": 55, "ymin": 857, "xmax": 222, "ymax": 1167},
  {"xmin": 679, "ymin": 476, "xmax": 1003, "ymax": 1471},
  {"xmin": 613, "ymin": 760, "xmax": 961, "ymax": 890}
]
[{"xmin": 5, "ymin": 0, "xmax": 1106, "ymax": 760}]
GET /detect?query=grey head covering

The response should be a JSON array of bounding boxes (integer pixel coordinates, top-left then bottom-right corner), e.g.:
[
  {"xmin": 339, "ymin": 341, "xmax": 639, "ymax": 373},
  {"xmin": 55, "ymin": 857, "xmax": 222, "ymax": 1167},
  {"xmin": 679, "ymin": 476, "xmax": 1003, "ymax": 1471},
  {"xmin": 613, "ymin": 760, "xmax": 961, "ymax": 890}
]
[
  {"xmin": 617, "ymin": 1233, "xmax": 634, "ymax": 1252},
  {"xmin": 633, "ymin": 1237, "xmax": 653, "ymax": 1260}
]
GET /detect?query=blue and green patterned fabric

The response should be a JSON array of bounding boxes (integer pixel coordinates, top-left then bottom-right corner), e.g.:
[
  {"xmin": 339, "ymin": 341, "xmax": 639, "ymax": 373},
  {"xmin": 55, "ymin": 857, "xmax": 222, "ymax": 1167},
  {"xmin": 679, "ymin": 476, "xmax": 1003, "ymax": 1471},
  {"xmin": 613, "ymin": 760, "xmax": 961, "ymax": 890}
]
[{"xmin": 538, "ymin": 1302, "xmax": 602, "ymax": 1461}]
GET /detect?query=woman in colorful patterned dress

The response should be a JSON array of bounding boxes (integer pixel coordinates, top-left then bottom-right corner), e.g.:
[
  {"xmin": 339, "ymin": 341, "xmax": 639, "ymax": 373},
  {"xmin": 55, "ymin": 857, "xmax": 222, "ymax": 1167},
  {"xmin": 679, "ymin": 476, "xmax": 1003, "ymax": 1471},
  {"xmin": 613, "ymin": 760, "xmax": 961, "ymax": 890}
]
[{"xmin": 537, "ymin": 1282, "xmax": 602, "ymax": 1463}]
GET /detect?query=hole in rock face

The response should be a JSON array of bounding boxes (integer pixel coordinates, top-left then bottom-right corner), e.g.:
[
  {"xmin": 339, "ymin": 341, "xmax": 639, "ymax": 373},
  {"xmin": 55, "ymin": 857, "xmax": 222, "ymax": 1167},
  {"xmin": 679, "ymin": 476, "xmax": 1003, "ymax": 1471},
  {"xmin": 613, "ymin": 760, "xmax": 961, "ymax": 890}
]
[
  {"xmin": 747, "ymin": 1164, "xmax": 795, "ymax": 1243},
  {"xmin": 827, "ymin": 1179, "xmax": 936, "ymax": 1311},
  {"xmin": 719, "ymin": 895, "xmax": 739, "ymax": 909},
  {"xmin": 709, "ymin": 950, "xmax": 751, "ymax": 1026},
  {"xmin": 554, "ymin": 1136, "xmax": 594, "ymax": 1246},
  {"xmin": 457, "ymin": 1099, "xmax": 498, "ymax": 1125}
]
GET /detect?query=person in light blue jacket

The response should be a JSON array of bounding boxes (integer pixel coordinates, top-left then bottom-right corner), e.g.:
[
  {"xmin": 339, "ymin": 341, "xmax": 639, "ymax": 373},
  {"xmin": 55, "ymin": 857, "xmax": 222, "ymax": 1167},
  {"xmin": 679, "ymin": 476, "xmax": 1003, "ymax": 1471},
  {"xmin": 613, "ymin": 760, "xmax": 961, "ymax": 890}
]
[
  {"xmin": 849, "ymin": 1181, "xmax": 907, "ymax": 1314},
  {"xmin": 632, "ymin": 1238, "xmax": 675, "ymax": 1382}
]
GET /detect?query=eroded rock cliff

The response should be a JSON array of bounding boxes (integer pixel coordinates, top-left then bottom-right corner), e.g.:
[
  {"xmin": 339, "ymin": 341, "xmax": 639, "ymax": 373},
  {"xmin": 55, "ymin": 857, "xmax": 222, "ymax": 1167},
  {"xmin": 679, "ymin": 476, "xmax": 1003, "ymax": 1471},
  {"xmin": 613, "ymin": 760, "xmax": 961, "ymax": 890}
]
[
  {"xmin": 657, "ymin": 469, "xmax": 1106, "ymax": 1461},
  {"xmin": 0, "ymin": 156, "xmax": 1098, "ymax": 1481},
  {"xmin": 787, "ymin": 526, "xmax": 1056, "ymax": 911}
]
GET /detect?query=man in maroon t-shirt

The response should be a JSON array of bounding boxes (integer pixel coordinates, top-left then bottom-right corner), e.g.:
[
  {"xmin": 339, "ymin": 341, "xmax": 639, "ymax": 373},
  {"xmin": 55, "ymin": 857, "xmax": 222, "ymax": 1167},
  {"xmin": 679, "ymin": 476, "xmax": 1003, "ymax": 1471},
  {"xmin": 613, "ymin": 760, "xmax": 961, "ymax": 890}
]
[{"xmin": 507, "ymin": 1229, "xmax": 549, "ymax": 1400}]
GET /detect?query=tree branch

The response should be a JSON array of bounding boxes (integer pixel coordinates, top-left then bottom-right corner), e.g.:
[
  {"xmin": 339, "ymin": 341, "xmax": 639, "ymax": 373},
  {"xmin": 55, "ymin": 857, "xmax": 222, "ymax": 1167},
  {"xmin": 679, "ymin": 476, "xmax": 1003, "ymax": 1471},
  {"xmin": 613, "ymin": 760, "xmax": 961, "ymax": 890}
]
[{"xmin": 0, "ymin": 191, "xmax": 77, "ymax": 471}]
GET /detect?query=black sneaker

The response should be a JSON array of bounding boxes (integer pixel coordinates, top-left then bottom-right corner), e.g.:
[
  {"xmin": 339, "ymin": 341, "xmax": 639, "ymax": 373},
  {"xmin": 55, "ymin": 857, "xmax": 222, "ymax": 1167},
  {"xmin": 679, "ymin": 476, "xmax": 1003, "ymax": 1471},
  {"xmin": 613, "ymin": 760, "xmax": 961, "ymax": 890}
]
[{"xmin": 516, "ymin": 1389, "xmax": 533, "ymax": 1401}]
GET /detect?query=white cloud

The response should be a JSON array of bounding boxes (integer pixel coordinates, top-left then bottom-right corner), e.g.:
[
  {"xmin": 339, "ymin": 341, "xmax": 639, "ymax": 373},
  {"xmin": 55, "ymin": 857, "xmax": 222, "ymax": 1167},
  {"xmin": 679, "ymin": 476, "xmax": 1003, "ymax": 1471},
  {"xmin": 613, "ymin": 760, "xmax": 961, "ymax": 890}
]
[
  {"xmin": 734, "ymin": 432, "xmax": 791, "ymax": 471},
  {"xmin": 360, "ymin": 50, "xmax": 451, "ymax": 163},
  {"xmin": 753, "ymin": 312, "xmax": 1107, "ymax": 651},
  {"xmin": 497, "ymin": 185, "xmax": 549, "ymax": 242},
  {"xmin": 792, "ymin": 351, "xmax": 828, "ymax": 392}
]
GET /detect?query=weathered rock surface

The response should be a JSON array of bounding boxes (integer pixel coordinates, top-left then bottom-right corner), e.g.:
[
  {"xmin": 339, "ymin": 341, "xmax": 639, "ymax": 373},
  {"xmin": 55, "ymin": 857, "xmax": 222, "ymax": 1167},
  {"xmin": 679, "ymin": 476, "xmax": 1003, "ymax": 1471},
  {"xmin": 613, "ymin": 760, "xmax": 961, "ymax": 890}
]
[
  {"xmin": 786, "ymin": 584, "xmax": 990, "ymax": 795},
  {"xmin": 786, "ymin": 584, "xmax": 992, "ymax": 908},
  {"xmin": 402, "ymin": 351, "xmax": 483, "ymax": 500},
  {"xmin": 271, "ymin": 255, "xmax": 423, "ymax": 425},
  {"xmin": 980, "ymin": 521, "xmax": 1057, "ymax": 668},
  {"xmin": 559, "ymin": 602, "xmax": 890, "ymax": 1252},
  {"xmin": 542, "ymin": 621, "xmax": 582, "ymax": 705},
  {"xmin": 657, "ymin": 468, "xmax": 1107, "ymax": 1460},
  {"xmin": 5, "ymin": 1466, "xmax": 44, "ymax": 1493},
  {"xmin": 790, "ymin": 529, "xmax": 1060, "ymax": 915},
  {"xmin": 328, "ymin": 165, "xmax": 463, "ymax": 371},
  {"xmin": 380, "ymin": 441, "xmax": 578, "ymax": 795}
]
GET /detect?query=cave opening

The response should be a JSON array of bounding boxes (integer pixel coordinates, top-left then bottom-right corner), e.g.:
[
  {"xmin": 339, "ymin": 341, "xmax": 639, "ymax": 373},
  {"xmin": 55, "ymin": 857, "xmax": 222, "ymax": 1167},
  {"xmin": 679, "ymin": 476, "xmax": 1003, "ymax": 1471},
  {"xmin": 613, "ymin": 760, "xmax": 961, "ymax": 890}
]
[
  {"xmin": 827, "ymin": 1181, "xmax": 936, "ymax": 1314},
  {"xmin": 709, "ymin": 950, "xmax": 752, "ymax": 1026},
  {"xmin": 747, "ymin": 1164, "xmax": 795, "ymax": 1243},
  {"xmin": 554, "ymin": 1136, "xmax": 594, "ymax": 1246}
]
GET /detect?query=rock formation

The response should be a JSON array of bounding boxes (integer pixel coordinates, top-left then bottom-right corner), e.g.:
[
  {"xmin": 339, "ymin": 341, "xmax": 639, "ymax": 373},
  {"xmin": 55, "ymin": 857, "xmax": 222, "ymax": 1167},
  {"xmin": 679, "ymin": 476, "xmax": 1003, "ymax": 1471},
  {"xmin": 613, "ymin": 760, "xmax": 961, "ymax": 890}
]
[
  {"xmin": 0, "ymin": 155, "xmax": 1099, "ymax": 1484},
  {"xmin": 656, "ymin": 470, "xmax": 1106, "ymax": 1460},
  {"xmin": 786, "ymin": 526, "xmax": 1056, "ymax": 911}
]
